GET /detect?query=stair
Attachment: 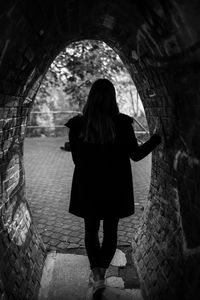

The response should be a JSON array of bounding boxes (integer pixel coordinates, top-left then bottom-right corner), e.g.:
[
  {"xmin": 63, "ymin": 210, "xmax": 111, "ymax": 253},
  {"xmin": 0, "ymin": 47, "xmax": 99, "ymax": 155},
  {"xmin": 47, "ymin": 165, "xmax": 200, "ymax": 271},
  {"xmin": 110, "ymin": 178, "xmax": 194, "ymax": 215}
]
[{"xmin": 38, "ymin": 248, "xmax": 143, "ymax": 300}]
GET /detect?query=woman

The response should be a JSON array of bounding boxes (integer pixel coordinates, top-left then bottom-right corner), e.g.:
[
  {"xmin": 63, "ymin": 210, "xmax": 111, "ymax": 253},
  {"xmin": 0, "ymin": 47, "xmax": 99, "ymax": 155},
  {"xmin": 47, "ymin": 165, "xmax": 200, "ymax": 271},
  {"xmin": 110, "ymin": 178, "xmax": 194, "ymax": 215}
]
[{"xmin": 66, "ymin": 79, "xmax": 161, "ymax": 296}]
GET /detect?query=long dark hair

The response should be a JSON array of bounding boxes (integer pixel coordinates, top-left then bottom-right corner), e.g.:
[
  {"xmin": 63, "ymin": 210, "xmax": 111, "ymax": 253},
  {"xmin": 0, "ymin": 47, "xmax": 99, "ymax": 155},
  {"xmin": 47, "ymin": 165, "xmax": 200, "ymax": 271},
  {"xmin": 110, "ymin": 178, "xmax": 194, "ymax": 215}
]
[{"xmin": 81, "ymin": 79, "xmax": 119, "ymax": 144}]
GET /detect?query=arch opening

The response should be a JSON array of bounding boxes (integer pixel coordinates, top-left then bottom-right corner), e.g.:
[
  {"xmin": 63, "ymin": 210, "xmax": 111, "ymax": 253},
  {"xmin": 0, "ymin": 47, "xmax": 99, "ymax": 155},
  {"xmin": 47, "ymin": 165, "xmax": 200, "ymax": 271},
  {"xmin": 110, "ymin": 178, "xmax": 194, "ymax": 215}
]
[{"xmin": 24, "ymin": 39, "xmax": 151, "ymax": 254}]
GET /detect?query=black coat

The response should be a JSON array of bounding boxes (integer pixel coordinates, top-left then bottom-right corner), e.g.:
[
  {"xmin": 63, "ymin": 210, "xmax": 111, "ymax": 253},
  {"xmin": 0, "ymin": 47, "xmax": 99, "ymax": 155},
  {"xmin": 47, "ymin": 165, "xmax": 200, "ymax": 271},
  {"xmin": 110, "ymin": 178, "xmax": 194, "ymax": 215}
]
[{"xmin": 66, "ymin": 113, "xmax": 161, "ymax": 219}]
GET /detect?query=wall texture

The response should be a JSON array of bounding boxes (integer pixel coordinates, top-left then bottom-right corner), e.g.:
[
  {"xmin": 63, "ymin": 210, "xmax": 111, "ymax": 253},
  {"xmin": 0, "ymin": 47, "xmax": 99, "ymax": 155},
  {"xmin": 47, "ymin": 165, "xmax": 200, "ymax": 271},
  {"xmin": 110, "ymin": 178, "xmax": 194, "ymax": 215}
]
[{"xmin": 0, "ymin": 0, "xmax": 200, "ymax": 299}]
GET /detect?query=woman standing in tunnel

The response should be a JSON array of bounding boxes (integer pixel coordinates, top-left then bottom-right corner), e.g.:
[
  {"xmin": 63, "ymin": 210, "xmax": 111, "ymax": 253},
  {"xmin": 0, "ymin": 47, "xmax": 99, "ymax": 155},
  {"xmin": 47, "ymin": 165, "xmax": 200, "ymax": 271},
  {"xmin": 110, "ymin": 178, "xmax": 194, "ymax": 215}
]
[{"xmin": 66, "ymin": 78, "xmax": 161, "ymax": 297}]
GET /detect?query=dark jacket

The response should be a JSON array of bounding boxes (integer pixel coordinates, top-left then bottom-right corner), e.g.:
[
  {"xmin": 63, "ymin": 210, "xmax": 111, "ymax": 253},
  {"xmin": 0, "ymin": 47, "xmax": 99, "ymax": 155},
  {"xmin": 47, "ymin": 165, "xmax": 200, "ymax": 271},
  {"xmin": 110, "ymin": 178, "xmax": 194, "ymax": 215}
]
[{"xmin": 66, "ymin": 113, "xmax": 161, "ymax": 219}]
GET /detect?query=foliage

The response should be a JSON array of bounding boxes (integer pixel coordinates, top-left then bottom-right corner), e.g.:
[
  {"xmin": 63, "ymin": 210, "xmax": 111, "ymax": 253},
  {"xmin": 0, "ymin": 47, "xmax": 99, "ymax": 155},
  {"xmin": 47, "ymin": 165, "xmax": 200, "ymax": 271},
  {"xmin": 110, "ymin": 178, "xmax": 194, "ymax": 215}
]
[
  {"xmin": 34, "ymin": 40, "xmax": 143, "ymax": 114},
  {"xmin": 28, "ymin": 40, "xmax": 147, "ymax": 137}
]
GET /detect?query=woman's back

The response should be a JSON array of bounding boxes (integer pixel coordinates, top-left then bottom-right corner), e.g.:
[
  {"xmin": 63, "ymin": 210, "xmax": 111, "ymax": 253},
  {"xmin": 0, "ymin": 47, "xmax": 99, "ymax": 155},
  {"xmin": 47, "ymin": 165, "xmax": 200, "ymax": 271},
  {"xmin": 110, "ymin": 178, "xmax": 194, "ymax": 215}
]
[
  {"xmin": 67, "ymin": 112, "xmax": 134, "ymax": 163},
  {"xmin": 66, "ymin": 79, "xmax": 161, "ymax": 219},
  {"xmin": 66, "ymin": 112, "xmax": 135, "ymax": 219}
]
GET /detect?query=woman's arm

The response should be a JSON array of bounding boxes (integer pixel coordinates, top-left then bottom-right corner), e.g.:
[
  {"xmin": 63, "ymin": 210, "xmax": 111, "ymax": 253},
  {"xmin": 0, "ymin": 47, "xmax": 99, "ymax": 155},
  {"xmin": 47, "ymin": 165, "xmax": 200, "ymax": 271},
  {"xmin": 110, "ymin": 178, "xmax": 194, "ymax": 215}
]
[
  {"xmin": 127, "ymin": 123, "xmax": 161, "ymax": 162},
  {"xmin": 65, "ymin": 115, "xmax": 83, "ymax": 165},
  {"xmin": 68, "ymin": 128, "xmax": 82, "ymax": 165}
]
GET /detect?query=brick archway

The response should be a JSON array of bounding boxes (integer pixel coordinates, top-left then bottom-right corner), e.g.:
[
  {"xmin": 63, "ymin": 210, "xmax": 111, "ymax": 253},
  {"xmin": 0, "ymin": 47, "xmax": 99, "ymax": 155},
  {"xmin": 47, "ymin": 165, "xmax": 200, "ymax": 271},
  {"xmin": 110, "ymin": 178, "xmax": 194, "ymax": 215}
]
[{"xmin": 0, "ymin": 1, "xmax": 200, "ymax": 299}]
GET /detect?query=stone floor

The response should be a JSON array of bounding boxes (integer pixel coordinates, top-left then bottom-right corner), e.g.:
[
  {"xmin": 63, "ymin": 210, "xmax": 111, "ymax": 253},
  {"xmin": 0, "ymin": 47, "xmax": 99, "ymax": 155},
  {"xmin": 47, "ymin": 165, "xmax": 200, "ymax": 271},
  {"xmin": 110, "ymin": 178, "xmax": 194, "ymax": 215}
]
[
  {"xmin": 38, "ymin": 247, "xmax": 143, "ymax": 300},
  {"xmin": 24, "ymin": 137, "xmax": 151, "ymax": 252}
]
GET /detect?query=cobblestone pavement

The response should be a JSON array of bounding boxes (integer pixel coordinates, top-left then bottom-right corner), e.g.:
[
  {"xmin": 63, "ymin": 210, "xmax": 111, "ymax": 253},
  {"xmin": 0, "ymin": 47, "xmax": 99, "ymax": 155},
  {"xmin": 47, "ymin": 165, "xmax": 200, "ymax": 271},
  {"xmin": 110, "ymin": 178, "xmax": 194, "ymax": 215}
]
[{"xmin": 24, "ymin": 137, "xmax": 151, "ymax": 252}]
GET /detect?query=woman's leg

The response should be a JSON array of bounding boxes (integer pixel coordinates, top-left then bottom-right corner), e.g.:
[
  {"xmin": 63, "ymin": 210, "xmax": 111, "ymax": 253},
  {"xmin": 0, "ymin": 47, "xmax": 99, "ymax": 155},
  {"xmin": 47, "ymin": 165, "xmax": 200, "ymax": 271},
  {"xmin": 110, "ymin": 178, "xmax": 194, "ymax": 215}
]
[
  {"xmin": 84, "ymin": 218, "xmax": 101, "ymax": 270},
  {"xmin": 84, "ymin": 217, "xmax": 119, "ymax": 282},
  {"xmin": 99, "ymin": 218, "xmax": 119, "ymax": 269}
]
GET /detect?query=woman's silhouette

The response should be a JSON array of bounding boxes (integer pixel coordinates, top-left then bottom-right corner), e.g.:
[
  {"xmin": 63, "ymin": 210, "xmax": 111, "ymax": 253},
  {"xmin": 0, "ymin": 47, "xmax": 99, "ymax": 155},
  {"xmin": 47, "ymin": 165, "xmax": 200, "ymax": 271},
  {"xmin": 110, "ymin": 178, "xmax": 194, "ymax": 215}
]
[{"xmin": 66, "ymin": 78, "xmax": 161, "ymax": 297}]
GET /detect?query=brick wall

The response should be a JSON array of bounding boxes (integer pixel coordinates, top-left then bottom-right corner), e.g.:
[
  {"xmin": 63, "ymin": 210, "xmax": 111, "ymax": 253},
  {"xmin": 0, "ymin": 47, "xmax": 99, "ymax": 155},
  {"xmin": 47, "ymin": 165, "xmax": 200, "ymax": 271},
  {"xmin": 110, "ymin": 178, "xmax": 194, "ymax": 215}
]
[
  {"xmin": 0, "ymin": 2, "xmax": 48, "ymax": 298},
  {"xmin": 0, "ymin": 1, "xmax": 200, "ymax": 299},
  {"xmin": 130, "ymin": 2, "xmax": 200, "ymax": 299},
  {"xmin": 0, "ymin": 93, "xmax": 46, "ymax": 299}
]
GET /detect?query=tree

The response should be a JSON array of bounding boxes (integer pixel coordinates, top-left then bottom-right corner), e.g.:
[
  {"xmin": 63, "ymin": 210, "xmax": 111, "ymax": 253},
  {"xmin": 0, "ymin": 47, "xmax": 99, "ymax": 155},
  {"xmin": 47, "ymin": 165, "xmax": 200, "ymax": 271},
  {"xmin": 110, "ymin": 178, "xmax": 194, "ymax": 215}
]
[
  {"xmin": 35, "ymin": 40, "xmax": 139, "ymax": 112},
  {"xmin": 29, "ymin": 40, "xmax": 146, "ymax": 136}
]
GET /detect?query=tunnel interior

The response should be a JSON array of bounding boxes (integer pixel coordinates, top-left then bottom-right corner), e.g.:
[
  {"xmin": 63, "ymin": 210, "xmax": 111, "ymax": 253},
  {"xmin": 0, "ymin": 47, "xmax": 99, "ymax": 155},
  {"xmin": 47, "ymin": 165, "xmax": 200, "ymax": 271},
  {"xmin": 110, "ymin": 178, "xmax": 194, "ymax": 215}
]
[
  {"xmin": 24, "ymin": 39, "xmax": 150, "ymax": 254},
  {"xmin": 1, "ymin": 1, "xmax": 200, "ymax": 299}
]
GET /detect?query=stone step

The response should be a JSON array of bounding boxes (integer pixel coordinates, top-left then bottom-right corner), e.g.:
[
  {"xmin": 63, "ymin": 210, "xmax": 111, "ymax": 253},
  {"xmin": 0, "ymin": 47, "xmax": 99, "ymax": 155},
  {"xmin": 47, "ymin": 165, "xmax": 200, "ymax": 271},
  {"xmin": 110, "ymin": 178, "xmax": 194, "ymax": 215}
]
[
  {"xmin": 38, "ymin": 250, "xmax": 143, "ymax": 300},
  {"xmin": 86, "ymin": 286, "xmax": 142, "ymax": 300}
]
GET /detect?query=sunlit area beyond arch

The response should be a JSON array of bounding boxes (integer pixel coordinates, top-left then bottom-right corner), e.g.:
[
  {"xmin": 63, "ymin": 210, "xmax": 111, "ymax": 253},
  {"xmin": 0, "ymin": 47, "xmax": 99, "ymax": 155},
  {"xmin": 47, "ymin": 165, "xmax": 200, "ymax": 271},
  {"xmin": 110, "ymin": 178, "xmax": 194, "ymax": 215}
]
[
  {"xmin": 26, "ymin": 40, "xmax": 148, "ymax": 139},
  {"xmin": 24, "ymin": 39, "xmax": 151, "ymax": 253}
]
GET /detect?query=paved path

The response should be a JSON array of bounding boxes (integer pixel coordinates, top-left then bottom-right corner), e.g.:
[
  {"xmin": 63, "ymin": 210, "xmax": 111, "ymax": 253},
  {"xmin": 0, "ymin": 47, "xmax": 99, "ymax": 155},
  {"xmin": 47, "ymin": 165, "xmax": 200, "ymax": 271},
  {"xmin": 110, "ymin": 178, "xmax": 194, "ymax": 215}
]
[{"xmin": 24, "ymin": 137, "xmax": 151, "ymax": 252}]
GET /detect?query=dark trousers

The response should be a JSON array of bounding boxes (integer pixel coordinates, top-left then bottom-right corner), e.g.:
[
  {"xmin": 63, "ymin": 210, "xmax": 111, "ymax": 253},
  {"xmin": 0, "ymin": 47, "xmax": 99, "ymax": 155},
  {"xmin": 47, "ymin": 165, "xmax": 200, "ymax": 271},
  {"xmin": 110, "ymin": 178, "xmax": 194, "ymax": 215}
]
[{"xmin": 84, "ymin": 217, "xmax": 119, "ymax": 269}]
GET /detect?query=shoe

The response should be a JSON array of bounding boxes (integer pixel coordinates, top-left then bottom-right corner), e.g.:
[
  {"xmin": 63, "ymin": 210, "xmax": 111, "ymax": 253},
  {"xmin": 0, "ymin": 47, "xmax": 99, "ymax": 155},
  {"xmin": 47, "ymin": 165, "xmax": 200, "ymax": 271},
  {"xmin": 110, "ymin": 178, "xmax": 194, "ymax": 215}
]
[
  {"xmin": 93, "ymin": 279, "xmax": 106, "ymax": 294},
  {"xmin": 88, "ymin": 270, "xmax": 106, "ymax": 296},
  {"xmin": 88, "ymin": 271, "xmax": 95, "ymax": 287},
  {"xmin": 85, "ymin": 283, "xmax": 105, "ymax": 300}
]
